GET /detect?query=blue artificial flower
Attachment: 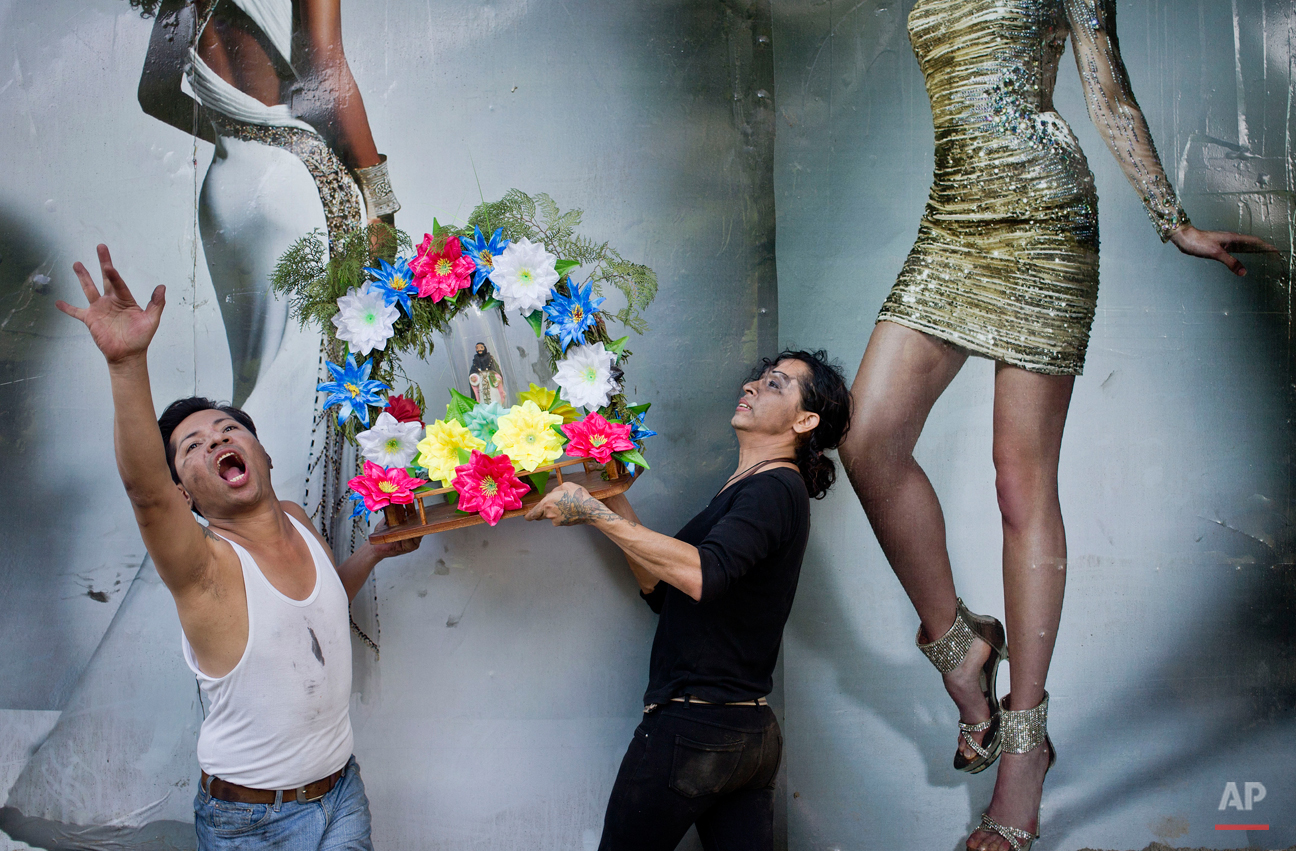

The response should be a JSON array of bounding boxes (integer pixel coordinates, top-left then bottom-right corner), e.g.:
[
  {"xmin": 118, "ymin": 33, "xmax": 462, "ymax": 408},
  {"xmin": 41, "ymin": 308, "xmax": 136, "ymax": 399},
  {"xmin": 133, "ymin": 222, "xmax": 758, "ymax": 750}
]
[
  {"xmin": 628, "ymin": 411, "xmax": 657, "ymax": 443},
  {"xmin": 317, "ymin": 354, "xmax": 389, "ymax": 427},
  {"xmin": 461, "ymin": 226, "xmax": 510, "ymax": 294},
  {"xmin": 543, "ymin": 279, "xmax": 606, "ymax": 352},
  {"xmin": 348, "ymin": 492, "xmax": 372, "ymax": 519},
  {"xmin": 364, "ymin": 257, "xmax": 417, "ymax": 314}
]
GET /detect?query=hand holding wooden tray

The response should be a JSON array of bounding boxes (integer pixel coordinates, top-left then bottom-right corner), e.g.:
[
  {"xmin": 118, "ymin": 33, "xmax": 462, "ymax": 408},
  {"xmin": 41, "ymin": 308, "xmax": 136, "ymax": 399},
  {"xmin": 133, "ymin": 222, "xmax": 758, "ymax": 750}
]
[{"xmin": 371, "ymin": 456, "xmax": 635, "ymax": 544}]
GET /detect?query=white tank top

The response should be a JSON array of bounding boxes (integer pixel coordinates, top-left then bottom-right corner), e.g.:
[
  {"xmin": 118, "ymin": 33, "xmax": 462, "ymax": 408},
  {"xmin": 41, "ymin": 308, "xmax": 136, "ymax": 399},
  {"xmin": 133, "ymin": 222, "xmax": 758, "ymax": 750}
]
[{"xmin": 182, "ymin": 513, "xmax": 354, "ymax": 788}]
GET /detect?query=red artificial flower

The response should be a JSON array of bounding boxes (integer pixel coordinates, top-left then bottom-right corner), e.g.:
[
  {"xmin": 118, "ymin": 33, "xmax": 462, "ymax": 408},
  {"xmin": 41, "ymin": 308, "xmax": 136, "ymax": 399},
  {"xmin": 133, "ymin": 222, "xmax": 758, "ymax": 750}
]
[
  {"xmin": 383, "ymin": 394, "xmax": 424, "ymax": 425},
  {"xmin": 411, "ymin": 233, "xmax": 476, "ymax": 302},
  {"xmin": 348, "ymin": 461, "xmax": 428, "ymax": 512},
  {"xmin": 561, "ymin": 412, "xmax": 635, "ymax": 464},
  {"xmin": 452, "ymin": 450, "xmax": 531, "ymax": 526}
]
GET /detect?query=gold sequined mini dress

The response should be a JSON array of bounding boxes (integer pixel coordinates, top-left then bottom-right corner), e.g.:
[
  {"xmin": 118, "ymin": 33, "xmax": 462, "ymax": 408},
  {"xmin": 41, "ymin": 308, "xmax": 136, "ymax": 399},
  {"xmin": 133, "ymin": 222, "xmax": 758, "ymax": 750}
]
[{"xmin": 878, "ymin": 0, "xmax": 1189, "ymax": 374}]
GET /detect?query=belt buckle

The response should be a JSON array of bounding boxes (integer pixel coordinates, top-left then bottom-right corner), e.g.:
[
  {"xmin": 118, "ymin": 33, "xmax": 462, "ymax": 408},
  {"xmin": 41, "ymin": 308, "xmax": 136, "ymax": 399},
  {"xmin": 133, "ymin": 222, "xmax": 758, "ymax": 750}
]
[{"xmin": 295, "ymin": 785, "xmax": 325, "ymax": 804}]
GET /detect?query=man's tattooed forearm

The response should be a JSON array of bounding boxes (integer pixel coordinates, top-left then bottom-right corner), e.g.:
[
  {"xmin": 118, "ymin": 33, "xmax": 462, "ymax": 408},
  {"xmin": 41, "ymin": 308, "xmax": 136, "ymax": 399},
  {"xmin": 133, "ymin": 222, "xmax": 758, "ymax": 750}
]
[{"xmin": 554, "ymin": 492, "xmax": 637, "ymax": 527}]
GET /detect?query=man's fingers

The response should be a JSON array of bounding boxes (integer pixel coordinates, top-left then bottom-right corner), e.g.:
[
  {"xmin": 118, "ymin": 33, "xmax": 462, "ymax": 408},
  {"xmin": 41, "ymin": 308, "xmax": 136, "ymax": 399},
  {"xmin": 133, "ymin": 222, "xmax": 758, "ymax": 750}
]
[
  {"xmin": 71, "ymin": 261, "xmax": 101, "ymax": 303},
  {"xmin": 98, "ymin": 245, "xmax": 137, "ymax": 303},
  {"xmin": 98, "ymin": 244, "xmax": 118, "ymax": 280},
  {"xmin": 54, "ymin": 300, "xmax": 86, "ymax": 322},
  {"xmin": 97, "ymin": 245, "xmax": 120, "ymax": 295},
  {"xmin": 146, "ymin": 285, "xmax": 167, "ymax": 318}
]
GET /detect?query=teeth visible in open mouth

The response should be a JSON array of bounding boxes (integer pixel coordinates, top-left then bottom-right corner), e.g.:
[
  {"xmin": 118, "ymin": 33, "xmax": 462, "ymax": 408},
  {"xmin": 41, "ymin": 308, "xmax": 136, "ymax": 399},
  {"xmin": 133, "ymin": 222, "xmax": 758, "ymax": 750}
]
[{"xmin": 216, "ymin": 451, "xmax": 247, "ymax": 483}]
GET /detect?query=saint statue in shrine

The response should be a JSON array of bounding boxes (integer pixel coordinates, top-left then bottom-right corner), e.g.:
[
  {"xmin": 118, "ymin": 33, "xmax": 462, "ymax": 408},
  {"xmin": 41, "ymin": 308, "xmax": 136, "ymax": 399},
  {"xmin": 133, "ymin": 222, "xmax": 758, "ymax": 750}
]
[{"xmin": 469, "ymin": 342, "xmax": 506, "ymax": 405}]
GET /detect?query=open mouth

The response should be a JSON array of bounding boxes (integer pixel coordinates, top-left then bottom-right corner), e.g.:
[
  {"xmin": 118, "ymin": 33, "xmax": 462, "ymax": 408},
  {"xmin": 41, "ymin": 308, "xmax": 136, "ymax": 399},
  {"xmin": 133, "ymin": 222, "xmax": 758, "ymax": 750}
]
[{"xmin": 215, "ymin": 450, "xmax": 248, "ymax": 485}]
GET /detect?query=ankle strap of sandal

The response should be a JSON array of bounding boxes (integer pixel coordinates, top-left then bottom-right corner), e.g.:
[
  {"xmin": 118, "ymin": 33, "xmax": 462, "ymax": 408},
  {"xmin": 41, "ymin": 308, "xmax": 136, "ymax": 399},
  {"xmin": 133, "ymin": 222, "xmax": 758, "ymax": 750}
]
[
  {"xmin": 916, "ymin": 598, "xmax": 976, "ymax": 673},
  {"xmin": 999, "ymin": 691, "xmax": 1049, "ymax": 754}
]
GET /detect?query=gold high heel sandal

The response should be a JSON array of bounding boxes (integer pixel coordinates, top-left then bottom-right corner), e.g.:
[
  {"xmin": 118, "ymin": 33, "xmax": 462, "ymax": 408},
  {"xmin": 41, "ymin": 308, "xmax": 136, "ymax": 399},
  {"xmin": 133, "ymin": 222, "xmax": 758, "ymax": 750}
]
[
  {"xmin": 974, "ymin": 692, "xmax": 1057, "ymax": 851},
  {"xmin": 916, "ymin": 598, "xmax": 1009, "ymax": 774}
]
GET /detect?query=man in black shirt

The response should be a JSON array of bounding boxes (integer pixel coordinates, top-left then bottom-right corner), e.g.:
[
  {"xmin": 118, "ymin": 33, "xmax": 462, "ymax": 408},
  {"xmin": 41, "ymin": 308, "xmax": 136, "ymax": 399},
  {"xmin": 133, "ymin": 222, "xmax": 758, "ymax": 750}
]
[{"xmin": 526, "ymin": 350, "xmax": 851, "ymax": 851}]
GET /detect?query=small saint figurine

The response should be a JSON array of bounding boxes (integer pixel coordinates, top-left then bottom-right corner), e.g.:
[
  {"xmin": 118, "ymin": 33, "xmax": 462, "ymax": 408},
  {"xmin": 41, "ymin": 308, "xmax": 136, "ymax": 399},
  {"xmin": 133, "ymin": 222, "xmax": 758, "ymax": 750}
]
[{"xmin": 468, "ymin": 342, "xmax": 506, "ymax": 405}]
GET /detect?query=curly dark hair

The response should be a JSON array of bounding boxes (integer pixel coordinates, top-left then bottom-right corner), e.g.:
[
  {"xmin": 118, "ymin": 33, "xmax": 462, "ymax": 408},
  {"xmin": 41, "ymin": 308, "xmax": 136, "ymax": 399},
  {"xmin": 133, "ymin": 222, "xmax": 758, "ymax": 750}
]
[
  {"xmin": 157, "ymin": 396, "xmax": 258, "ymax": 486},
  {"xmin": 748, "ymin": 349, "xmax": 852, "ymax": 499}
]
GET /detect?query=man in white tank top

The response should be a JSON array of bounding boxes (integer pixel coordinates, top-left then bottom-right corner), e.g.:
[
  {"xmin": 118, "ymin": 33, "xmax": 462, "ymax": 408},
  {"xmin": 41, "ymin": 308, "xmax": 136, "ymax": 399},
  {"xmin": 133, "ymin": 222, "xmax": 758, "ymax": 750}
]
[{"xmin": 57, "ymin": 245, "xmax": 420, "ymax": 850}]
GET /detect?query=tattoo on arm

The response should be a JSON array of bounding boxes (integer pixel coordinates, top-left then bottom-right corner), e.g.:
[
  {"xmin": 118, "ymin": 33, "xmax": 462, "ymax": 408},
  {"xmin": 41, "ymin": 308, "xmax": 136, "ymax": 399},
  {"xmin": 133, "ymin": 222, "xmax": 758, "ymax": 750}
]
[{"xmin": 554, "ymin": 492, "xmax": 638, "ymax": 527}]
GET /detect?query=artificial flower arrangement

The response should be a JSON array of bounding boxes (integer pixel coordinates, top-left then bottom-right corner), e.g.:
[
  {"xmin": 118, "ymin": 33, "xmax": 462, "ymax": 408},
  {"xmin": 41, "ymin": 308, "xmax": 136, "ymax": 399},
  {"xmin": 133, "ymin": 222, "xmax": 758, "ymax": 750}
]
[{"xmin": 271, "ymin": 190, "xmax": 658, "ymax": 535}]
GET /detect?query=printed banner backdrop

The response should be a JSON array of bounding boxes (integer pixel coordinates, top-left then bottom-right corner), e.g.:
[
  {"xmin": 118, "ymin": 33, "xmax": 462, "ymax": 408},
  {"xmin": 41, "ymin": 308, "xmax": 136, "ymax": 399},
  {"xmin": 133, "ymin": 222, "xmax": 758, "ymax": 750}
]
[
  {"xmin": 774, "ymin": 0, "xmax": 1294, "ymax": 849},
  {"xmin": 0, "ymin": 1, "xmax": 1290, "ymax": 850},
  {"xmin": 0, "ymin": 1, "xmax": 776, "ymax": 849}
]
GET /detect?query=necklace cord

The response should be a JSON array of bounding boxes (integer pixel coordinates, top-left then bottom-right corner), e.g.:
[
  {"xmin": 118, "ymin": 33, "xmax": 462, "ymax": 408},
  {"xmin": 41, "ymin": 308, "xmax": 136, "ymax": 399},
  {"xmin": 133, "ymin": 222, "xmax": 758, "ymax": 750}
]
[{"xmin": 716, "ymin": 456, "xmax": 798, "ymax": 498}]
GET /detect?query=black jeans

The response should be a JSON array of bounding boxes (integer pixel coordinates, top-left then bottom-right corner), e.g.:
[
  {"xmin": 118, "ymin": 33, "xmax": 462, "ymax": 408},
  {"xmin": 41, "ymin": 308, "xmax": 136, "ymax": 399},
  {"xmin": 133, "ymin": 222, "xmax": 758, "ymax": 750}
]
[{"xmin": 597, "ymin": 702, "xmax": 782, "ymax": 851}]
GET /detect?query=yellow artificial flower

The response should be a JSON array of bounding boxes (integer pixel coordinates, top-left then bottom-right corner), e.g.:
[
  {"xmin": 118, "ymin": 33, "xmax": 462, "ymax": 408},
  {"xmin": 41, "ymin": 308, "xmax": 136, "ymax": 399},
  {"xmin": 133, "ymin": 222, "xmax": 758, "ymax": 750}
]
[
  {"xmin": 416, "ymin": 419, "xmax": 485, "ymax": 486},
  {"xmin": 492, "ymin": 401, "xmax": 566, "ymax": 472},
  {"xmin": 517, "ymin": 382, "xmax": 580, "ymax": 424}
]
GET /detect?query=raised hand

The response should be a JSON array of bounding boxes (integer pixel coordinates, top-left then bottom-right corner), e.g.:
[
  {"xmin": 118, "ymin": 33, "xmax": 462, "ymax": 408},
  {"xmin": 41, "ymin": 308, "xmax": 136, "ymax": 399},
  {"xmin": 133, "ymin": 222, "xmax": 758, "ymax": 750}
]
[
  {"xmin": 56, "ymin": 244, "xmax": 165, "ymax": 364},
  {"xmin": 1168, "ymin": 225, "xmax": 1279, "ymax": 277}
]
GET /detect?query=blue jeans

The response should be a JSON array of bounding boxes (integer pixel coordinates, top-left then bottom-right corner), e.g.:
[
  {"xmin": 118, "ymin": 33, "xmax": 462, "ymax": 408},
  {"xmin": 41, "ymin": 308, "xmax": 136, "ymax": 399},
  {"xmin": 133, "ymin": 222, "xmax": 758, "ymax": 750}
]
[{"xmin": 194, "ymin": 756, "xmax": 373, "ymax": 850}]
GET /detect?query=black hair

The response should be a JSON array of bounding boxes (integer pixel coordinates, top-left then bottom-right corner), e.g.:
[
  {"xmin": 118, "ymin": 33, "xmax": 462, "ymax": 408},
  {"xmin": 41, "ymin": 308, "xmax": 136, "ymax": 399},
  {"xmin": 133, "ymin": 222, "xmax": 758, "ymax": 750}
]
[
  {"xmin": 157, "ymin": 397, "xmax": 258, "ymax": 486},
  {"xmin": 748, "ymin": 349, "xmax": 852, "ymax": 500}
]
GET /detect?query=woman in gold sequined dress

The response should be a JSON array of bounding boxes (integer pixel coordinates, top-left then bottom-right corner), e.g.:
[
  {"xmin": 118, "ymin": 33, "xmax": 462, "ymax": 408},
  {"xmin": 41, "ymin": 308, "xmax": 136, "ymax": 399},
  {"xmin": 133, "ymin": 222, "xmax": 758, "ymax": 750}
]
[{"xmin": 838, "ymin": 1, "xmax": 1274, "ymax": 850}]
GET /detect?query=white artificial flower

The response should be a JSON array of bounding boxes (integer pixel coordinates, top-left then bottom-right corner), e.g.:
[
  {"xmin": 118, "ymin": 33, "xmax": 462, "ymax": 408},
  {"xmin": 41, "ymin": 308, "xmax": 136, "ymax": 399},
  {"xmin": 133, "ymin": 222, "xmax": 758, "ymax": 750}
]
[
  {"xmin": 553, "ymin": 342, "xmax": 618, "ymax": 410},
  {"xmin": 491, "ymin": 237, "xmax": 559, "ymax": 313},
  {"xmin": 332, "ymin": 283, "xmax": 399, "ymax": 356},
  {"xmin": 356, "ymin": 411, "xmax": 423, "ymax": 468}
]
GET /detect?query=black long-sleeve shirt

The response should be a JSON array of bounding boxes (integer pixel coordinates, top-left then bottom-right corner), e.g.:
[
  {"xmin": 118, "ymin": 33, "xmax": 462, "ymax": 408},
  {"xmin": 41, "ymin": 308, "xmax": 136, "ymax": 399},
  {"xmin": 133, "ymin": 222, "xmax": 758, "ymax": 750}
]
[{"xmin": 641, "ymin": 467, "xmax": 810, "ymax": 706}]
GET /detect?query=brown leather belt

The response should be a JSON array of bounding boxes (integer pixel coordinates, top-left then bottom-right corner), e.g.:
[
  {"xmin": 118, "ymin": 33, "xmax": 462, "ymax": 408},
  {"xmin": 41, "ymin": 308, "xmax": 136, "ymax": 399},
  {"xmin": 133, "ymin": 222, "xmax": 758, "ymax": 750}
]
[{"xmin": 201, "ymin": 768, "xmax": 344, "ymax": 804}]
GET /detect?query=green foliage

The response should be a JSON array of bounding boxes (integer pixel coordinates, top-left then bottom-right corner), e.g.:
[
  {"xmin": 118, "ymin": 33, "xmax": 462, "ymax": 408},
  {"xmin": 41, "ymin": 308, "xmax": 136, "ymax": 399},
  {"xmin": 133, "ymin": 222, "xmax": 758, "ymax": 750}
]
[
  {"xmin": 396, "ymin": 383, "xmax": 426, "ymax": 415},
  {"xmin": 445, "ymin": 388, "xmax": 477, "ymax": 426},
  {"xmin": 601, "ymin": 255, "xmax": 658, "ymax": 334},
  {"xmin": 524, "ymin": 309, "xmax": 545, "ymax": 338},
  {"xmin": 613, "ymin": 448, "xmax": 649, "ymax": 471},
  {"xmin": 464, "ymin": 189, "xmax": 658, "ymax": 336}
]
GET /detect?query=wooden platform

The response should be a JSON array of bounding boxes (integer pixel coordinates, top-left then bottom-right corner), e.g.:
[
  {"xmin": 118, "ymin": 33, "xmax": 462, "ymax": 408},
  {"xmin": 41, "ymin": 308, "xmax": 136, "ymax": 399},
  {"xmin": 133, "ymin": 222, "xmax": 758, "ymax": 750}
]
[{"xmin": 370, "ymin": 458, "xmax": 635, "ymax": 544}]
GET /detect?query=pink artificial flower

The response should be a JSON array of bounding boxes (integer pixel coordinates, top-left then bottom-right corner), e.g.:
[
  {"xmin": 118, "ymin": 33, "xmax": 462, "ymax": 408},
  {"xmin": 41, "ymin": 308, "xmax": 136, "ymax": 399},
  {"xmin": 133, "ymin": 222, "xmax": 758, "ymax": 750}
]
[
  {"xmin": 384, "ymin": 394, "xmax": 424, "ymax": 425},
  {"xmin": 452, "ymin": 450, "xmax": 531, "ymax": 526},
  {"xmin": 348, "ymin": 460, "xmax": 428, "ymax": 512},
  {"xmin": 411, "ymin": 234, "xmax": 476, "ymax": 302},
  {"xmin": 562, "ymin": 412, "xmax": 635, "ymax": 464}
]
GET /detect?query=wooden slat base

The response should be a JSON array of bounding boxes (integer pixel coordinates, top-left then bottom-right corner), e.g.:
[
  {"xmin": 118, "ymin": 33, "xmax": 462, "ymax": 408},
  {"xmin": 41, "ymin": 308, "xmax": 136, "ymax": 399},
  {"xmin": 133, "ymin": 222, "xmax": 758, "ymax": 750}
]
[{"xmin": 369, "ymin": 465, "xmax": 636, "ymax": 544}]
